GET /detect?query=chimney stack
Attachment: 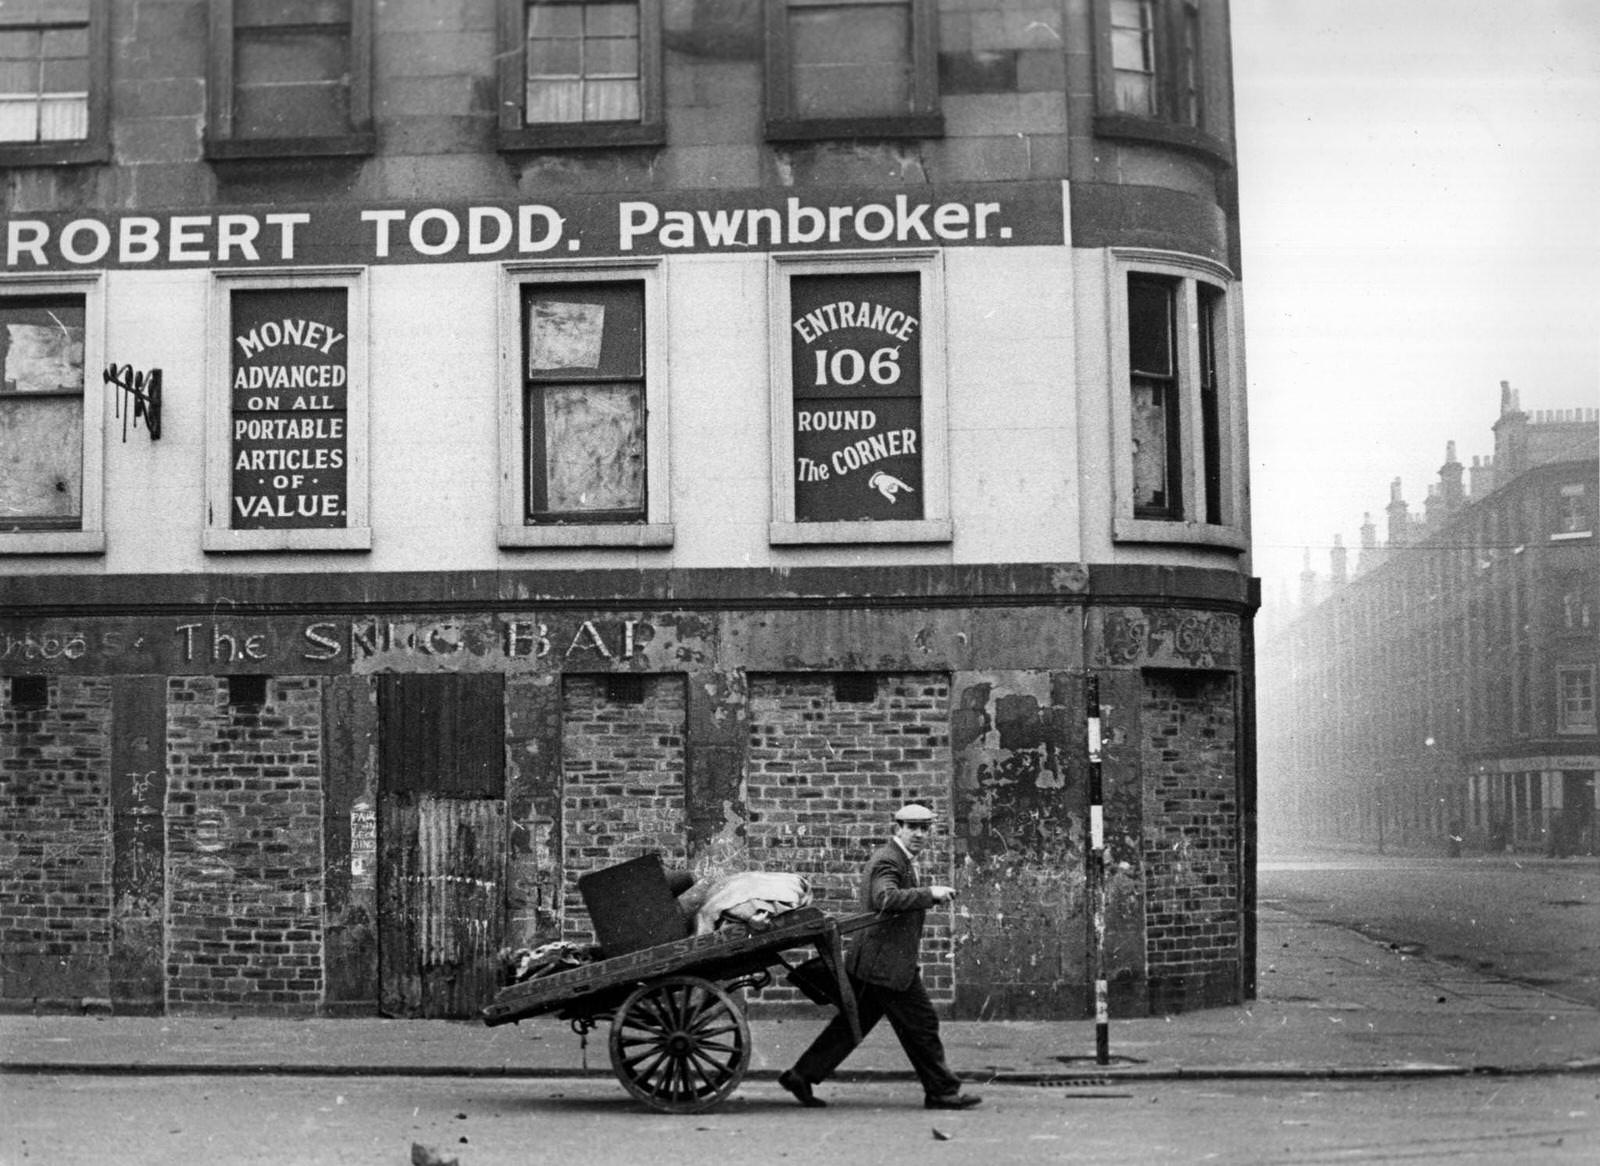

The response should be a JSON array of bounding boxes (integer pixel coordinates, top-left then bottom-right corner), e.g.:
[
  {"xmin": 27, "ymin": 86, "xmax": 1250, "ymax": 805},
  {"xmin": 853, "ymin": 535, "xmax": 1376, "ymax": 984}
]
[
  {"xmin": 1357, "ymin": 512, "xmax": 1379, "ymax": 573},
  {"xmin": 1439, "ymin": 440, "xmax": 1465, "ymax": 513},
  {"xmin": 1468, "ymin": 454, "xmax": 1496, "ymax": 499},
  {"xmin": 1493, "ymin": 379, "xmax": 1529, "ymax": 479},
  {"xmin": 1386, "ymin": 477, "xmax": 1411, "ymax": 546},
  {"xmin": 1330, "ymin": 534, "xmax": 1348, "ymax": 585},
  {"xmin": 1299, "ymin": 548, "xmax": 1318, "ymax": 610}
]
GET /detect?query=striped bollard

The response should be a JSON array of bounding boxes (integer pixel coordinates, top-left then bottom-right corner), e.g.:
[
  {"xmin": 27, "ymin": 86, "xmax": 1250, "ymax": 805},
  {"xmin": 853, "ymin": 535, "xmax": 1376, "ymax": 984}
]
[{"xmin": 1086, "ymin": 676, "xmax": 1109, "ymax": 1064}]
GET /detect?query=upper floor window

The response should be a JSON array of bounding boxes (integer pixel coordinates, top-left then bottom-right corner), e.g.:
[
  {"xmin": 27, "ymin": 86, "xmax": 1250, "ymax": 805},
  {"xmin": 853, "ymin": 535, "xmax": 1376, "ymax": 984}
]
[
  {"xmin": 1094, "ymin": 0, "xmax": 1228, "ymax": 163},
  {"xmin": 0, "ymin": 0, "xmax": 108, "ymax": 166},
  {"xmin": 1109, "ymin": 0, "xmax": 1196, "ymax": 123},
  {"xmin": 0, "ymin": 276, "xmax": 104, "ymax": 554},
  {"xmin": 206, "ymin": 0, "xmax": 374, "ymax": 160},
  {"xmin": 498, "ymin": 1, "xmax": 663, "ymax": 150},
  {"xmin": 765, "ymin": 0, "xmax": 941, "ymax": 141},
  {"xmin": 1558, "ymin": 577, "xmax": 1593, "ymax": 631},
  {"xmin": 497, "ymin": 261, "xmax": 672, "ymax": 547},
  {"xmin": 1110, "ymin": 252, "xmax": 1243, "ymax": 549},
  {"xmin": 1558, "ymin": 667, "xmax": 1596, "ymax": 734},
  {"xmin": 1553, "ymin": 482, "xmax": 1593, "ymax": 539}
]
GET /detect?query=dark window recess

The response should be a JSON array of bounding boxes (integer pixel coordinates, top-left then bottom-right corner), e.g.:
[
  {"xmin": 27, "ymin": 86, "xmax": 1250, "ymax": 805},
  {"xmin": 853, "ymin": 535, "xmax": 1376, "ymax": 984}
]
[
  {"xmin": 605, "ymin": 673, "xmax": 647, "ymax": 704},
  {"xmin": 9, "ymin": 675, "xmax": 48, "ymax": 709},
  {"xmin": 1128, "ymin": 274, "xmax": 1182, "ymax": 521},
  {"xmin": 228, "ymin": 674, "xmax": 270, "ymax": 707},
  {"xmin": 834, "ymin": 673, "xmax": 877, "ymax": 703},
  {"xmin": 937, "ymin": 49, "xmax": 1017, "ymax": 95},
  {"xmin": 1199, "ymin": 283, "xmax": 1222, "ymax": 525}
]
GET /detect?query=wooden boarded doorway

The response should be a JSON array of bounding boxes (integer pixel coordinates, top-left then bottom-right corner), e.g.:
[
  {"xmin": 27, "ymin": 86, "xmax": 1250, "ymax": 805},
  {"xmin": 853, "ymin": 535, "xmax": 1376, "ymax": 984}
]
[{"xmin": 377, "ymin": 673, "xmax": 506, "ymax": 1018}]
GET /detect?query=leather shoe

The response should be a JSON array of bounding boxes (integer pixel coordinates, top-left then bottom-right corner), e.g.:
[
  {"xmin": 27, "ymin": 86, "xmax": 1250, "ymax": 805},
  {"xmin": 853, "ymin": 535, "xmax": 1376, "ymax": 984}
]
[
  {"xmin": 779, "ymin": 1070, "xmax": 827, "ymax": 1108},
  {"xmin": 925, "ymin": 1092, "xmax": 982, "ymax": 1110}
]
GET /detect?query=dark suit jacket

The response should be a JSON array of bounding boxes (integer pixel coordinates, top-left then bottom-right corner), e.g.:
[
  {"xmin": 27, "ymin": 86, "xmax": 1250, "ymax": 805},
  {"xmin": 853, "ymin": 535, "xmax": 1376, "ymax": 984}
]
[{"xmin": 845, "ymin": 839, "xmax": 936, "ymax": 990}]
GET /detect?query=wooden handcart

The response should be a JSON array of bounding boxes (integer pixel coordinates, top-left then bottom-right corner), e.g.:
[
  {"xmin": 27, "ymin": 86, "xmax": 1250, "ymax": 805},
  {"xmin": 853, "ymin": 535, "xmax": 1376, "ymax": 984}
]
[{"xmin": 481, "ymin": 857, "xmax": 874, "ymax": 1114}]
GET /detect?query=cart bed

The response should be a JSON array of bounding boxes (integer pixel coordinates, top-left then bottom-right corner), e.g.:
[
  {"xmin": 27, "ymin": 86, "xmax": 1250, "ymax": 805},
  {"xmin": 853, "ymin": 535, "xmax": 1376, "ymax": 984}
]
[{"xmin": 481, "ymin": 906, "xmax": 874, "ymax": 1026}]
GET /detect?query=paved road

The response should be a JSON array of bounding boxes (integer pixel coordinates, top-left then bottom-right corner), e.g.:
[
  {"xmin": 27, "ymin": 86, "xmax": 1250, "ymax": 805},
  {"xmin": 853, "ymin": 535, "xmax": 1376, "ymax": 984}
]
[
  {"xmin": 5, "ymin": 1072, "xmax": 1598, "ymax": 1165},
  {"xmin": 1259, "ymin": 850, "xmax": 1600, "ymax": 1008}
]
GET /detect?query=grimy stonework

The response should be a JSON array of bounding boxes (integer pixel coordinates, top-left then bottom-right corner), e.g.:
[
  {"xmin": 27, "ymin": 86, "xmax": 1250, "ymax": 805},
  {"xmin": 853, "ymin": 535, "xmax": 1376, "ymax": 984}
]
[{"xmin": 2, "ymin": 2, "xmax": 1255, "ymax": 1026}]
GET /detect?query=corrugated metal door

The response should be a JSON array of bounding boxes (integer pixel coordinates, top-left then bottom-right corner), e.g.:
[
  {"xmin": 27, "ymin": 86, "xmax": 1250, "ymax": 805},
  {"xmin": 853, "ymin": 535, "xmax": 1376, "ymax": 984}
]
[{"xmin": 377, "ymin": 674, "xmax": 506, "ymax": 1018}]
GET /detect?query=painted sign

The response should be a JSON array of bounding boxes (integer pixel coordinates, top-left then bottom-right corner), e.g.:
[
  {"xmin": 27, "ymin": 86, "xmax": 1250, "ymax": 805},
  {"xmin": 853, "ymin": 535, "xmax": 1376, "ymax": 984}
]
[
  {"xmin": 0, "ymin": 182, "xmax": 1064, "ymax": 271},
  {"xmin": 0, "ymin": 613, "xmax": 670, "ymax": 673},
  {"xmin": 791, "ymin": 272, "xmax": 922, "ymax": 522},
  {"xmin": 229, "ymin": 287, "xmax": 348, "ymax": 529}
]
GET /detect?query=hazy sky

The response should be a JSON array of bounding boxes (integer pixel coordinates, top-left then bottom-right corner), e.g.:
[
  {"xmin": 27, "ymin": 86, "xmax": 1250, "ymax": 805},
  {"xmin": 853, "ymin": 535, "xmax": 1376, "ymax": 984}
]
[{"xmin": 1231, "ymin": 0, "xmax": 1599, "ymax": 607}]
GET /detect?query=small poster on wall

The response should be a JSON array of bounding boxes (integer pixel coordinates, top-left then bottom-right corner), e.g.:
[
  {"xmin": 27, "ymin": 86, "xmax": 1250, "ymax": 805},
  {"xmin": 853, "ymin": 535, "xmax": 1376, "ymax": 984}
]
[
  {"xmin": 229, "ymin": 287, "xmax": 349, "ymax": 529},
  {"xmin": 790, "ymin": 272, "xmax": 923, "ymax": 522}
]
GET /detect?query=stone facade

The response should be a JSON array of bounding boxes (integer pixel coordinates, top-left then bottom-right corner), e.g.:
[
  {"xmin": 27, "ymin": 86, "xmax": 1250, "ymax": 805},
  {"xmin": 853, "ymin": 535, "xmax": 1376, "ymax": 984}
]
[{"xmin": 2, "ymin": 0, "xmax": 1255, "ymax": 1020}]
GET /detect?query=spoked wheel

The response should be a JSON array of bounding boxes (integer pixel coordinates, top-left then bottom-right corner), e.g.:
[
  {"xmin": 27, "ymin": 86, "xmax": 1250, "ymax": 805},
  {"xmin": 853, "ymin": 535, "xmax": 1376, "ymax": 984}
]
[{"xmin": 608, "ymin": 975, "xmax": 751, "ymax": 1113}]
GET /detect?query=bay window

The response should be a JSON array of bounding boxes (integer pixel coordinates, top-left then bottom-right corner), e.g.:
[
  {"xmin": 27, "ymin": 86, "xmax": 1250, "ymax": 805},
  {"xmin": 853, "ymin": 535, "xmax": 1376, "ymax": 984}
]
[{"xmin": 1111, "ymin": 251, "xmax": 1242, "ymax": 548}]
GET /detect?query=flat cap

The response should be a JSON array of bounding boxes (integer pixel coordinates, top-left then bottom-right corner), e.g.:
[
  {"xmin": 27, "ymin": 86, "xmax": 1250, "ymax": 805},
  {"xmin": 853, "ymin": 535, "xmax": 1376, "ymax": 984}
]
[{"xmin": 893, "ymin": 803, "xmax": 934, "ymax": 823}]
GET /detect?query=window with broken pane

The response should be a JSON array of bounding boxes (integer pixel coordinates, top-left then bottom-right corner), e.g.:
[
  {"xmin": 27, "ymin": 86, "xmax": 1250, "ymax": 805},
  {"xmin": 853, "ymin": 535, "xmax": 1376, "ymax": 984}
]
[
  {"xmin": 523, "ymin": 282, "xmax": 646, "ymax": 521},
  {"xmin": 0, "ymin": 297, "xmax": 86, "ymax": 531}
]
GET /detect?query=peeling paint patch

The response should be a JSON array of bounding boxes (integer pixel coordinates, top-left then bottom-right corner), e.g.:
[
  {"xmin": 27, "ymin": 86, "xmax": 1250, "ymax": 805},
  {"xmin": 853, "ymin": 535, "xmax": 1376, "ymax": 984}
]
[{"xmin": 951, "ymin": 671, "xmax": 1087, "ymax": 1018}]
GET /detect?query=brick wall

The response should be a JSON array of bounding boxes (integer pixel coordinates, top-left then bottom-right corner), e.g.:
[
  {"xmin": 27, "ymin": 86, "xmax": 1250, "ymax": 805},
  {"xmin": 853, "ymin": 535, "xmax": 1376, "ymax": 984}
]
[
  {"xmin": 1140, "ymin": 671, "xmax": 1241, "ymax": 1012},
  {"xmin": 166, "ymin": 677, "xmax": 325, "ymax": 1014},
  {"xmin": 745, "ymin": 673, "xmax": 953, "ymax": 1001},
  {"xmin": 0, "ymin": 677, "xmax": 113, "ymax": 1007},
  {"xmin": 559, "ymin": 674, "xmax": 687, "ymax": 945}
]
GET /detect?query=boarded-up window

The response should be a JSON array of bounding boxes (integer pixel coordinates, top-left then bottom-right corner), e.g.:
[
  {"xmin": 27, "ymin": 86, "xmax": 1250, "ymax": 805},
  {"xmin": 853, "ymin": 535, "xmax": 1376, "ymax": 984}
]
[
  {"xmin": 523, "ymin": 281, "xmax": 645, "ymax": 522},
  {"xmin": 765, "ymin": 0, "xmax": 940, "ymax": 139},
  {"xmin": 788, "ymin": 1, "xmax": 912, "ymax": 118},
  {"xmin": 0, "ymin": 295, "xmax": 85, "ymax": 531},
  {"xmin": 231, "ymin": 0, "xmax": 355, "ymax": 139},
  {"xmin": 208, "ymin": 0, "xmax": 372, "ymax": 157}
]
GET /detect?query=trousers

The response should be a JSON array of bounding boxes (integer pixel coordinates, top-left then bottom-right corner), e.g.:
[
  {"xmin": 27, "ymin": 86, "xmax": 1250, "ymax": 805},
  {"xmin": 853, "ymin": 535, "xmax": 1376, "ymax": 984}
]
[{"xmin": 790, "ymin": 971, "xmax": 962, "ymax": 1099}]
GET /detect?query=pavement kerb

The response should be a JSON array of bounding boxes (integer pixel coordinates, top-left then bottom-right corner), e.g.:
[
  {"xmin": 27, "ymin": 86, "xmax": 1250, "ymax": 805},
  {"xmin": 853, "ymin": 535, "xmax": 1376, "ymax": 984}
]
[{"xmin": 6, "ymin": 1061, "xmax": 1600, "ymax": 1082}]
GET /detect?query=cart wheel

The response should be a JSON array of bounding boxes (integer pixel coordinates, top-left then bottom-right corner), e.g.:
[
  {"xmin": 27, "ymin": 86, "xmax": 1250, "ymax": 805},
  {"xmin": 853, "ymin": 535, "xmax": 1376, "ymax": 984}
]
[{"xmin": 609, "ymin": 975, "xmax": 751, "ymax": 1113}]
